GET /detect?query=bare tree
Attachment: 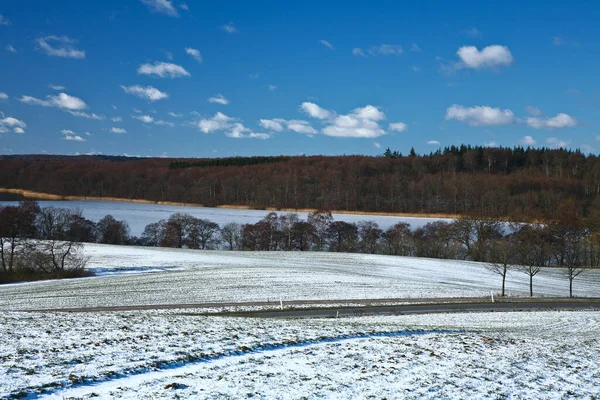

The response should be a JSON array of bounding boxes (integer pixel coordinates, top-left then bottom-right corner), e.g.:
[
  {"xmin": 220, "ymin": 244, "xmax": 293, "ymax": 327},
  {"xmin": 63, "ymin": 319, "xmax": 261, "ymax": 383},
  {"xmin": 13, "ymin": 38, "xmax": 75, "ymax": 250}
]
[
  {"xmin": 188, "ymin": 218, "xmax": 220, "ymax": 249},
  {"xmin": 97, "ymin": 215, "xmax": 130, "ymax": 245},
  {"xmin": 382, "ymin": 222, "xmax": 413, "ymax": 256},
  {"xmin": 220, "ymin": 222, "xmax": 241, "ymax": 250},
  {"xmin": 308, "ymin": 210, "xmax": 333, "ymax": 251},
  {"xmin": 487, "ymin": 237, "xmax": 515, "ymax": 296}
]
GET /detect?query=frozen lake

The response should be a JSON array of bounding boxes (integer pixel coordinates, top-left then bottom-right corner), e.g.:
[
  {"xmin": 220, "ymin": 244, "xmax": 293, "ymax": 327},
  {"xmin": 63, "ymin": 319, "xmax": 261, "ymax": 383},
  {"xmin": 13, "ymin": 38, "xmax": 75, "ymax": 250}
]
[{"xmin": 0, "ymin": 200, "xmax": 451, "ymax": 237}]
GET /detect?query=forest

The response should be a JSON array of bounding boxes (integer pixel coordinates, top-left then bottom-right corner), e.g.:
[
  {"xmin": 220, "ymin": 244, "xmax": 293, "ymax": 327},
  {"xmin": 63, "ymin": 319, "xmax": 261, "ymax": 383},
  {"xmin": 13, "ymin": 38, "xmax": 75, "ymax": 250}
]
[{"xmin": 1, "ymin": 145, "xmax": 600, "ymax": 221}]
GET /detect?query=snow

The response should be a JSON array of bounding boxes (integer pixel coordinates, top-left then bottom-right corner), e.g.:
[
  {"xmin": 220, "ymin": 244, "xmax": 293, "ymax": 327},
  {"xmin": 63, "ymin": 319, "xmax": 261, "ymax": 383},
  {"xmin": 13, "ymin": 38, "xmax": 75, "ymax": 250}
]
[
  {"xmin": 0, "ymin": 199, "xmax": 451, "ymax": 236},
  {"xmin": 2, "ymin": 244, "xmax": 600, "ymax": 311},
  {"xmin": 1, "ymin": 311, "xmax": 599, "ymax": 399},
  {"xmin": 0, "ymin": 244, "xmax": 600, "ymax": 310}
]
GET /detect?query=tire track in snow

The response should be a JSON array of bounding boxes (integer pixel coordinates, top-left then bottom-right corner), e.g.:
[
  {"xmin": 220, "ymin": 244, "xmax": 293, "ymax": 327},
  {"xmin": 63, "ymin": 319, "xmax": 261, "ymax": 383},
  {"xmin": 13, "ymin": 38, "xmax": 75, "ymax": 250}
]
[{"xmin": 21, "ymin": 329, "xmax": 459, "ymax": 399}]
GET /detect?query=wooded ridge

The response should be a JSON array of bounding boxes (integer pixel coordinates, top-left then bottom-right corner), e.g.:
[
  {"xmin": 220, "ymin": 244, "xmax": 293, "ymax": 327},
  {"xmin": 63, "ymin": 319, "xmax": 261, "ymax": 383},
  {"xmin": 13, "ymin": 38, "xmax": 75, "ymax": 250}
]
[{"xmin": 1, "ymin": 145, "xmax": 599, "ymax": 221}]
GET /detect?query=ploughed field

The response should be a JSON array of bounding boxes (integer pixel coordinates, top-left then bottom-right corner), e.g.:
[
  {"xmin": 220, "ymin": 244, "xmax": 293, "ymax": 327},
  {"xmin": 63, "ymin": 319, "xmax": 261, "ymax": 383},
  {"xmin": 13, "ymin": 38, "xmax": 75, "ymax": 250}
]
[{"xmin": 1, "ymin": 243, "xmax": 599, "ymax": 311}]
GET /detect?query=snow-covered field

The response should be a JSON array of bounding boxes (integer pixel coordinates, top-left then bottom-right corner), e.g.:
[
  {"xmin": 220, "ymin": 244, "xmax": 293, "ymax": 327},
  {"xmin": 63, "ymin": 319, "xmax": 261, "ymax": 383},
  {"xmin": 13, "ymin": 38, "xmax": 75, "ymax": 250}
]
[
  {"xmin": 1, "ymin": 244, "xmax": 599, "ymax": 311},
  {"xmin": 1, "ymin": 310, "xmax": 599, "ymax": 399},
  {"xmin": 0, "ymin": 200, "xmax": 451, "ymax": 236}
]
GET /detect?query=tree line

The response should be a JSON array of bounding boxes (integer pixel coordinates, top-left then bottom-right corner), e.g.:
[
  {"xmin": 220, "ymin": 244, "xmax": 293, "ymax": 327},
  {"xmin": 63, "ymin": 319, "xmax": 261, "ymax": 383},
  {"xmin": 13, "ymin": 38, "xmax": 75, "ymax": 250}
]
[
  {"xmin": 3, "ymin": 200, "xmax": 598, "ymax": 297},
  {"xmin": 2, "ymin": 145, "xmax": 600, "ymax": 220}
]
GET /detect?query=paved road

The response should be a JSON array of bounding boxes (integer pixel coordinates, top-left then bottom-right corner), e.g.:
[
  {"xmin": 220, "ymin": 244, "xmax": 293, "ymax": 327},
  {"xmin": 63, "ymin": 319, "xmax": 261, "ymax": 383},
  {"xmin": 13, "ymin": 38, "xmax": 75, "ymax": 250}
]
[
  {"xmin": 30, "ymin": 297, "xmax": 600, "ymax": 318},
  {"xmin": 218, "ymin": 300, "xmax": 600, "ymax": 319}
]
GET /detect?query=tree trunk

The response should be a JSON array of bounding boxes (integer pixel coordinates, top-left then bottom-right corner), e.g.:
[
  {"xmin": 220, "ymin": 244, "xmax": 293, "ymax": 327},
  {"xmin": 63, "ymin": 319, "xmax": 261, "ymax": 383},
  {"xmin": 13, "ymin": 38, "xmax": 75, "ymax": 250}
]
[
  {"xmin": 529, "ymin": 271, "xmax": 533, "ymax": 297},
  {"xmin": 501, "ymin": 270, "xmax": 506, "ymax": 297},
  {"xmin": 569, "ymin": 276, "xmax": 573, "ymax": 298}
]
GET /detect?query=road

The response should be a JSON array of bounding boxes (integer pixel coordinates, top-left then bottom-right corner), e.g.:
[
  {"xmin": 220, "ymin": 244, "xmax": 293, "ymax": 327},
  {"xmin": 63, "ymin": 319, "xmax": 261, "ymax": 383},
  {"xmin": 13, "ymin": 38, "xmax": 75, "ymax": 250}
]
[{"xmin": 30, "ymin": 297, "xmax": 600, "ymax": 318}]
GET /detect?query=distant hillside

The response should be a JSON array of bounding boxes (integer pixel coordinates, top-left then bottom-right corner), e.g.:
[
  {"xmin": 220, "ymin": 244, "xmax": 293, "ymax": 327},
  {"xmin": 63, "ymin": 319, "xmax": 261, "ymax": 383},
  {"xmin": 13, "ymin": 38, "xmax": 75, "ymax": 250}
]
[{"xmin": 1, "ymin": 145, "xmax": 599, "ymax": 220}]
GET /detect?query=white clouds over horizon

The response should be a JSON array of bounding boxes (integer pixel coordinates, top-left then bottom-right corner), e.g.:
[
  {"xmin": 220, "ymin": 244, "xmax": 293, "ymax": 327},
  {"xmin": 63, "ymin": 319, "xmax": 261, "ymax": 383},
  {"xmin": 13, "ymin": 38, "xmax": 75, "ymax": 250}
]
[
  {"xmin": 61, "ymin": 129, "xmax": 85, "ymax": 142},
  {"xmin": 121, "ymin": 85, "xmax": 168, "ymax": 101},
  {"xmin": 0, "ymin": 116, "xmax": 26, "ymax": 134},
  {"xmin": 138, "ymin": 62, "xmax": 190, "ymax": 78},
  {"xmin": 260, "ymin": 118, "xmax": 317, "ymax": 135},
  {"xmin": 198, "ymin": 112, "xmax": 269, "ymax": 139},
  {"xmin": 456, "ymin": 45, "xmax": 514, "ymax": 70},
  {"xmin": 445, "ymin": 104, "xmax": 515, "ymax": 126},
  {"xmin": 527, "ymin": 113, "xmax": 577, "ymax": 129},
  {"xmin": 36, "ymin": 36, "xmax": 85, "ymax": 59}
]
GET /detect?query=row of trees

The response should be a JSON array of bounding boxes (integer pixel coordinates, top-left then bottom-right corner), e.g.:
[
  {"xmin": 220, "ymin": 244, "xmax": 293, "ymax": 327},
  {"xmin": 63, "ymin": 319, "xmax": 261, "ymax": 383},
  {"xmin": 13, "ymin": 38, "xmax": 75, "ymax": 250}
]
[
  {"xmin": 2, "ymin": 201, "xmax": 598, "ymax": 297},
  {"xmin": 3, "ymin": 146, "xmax": 600, "ymax": 220}
]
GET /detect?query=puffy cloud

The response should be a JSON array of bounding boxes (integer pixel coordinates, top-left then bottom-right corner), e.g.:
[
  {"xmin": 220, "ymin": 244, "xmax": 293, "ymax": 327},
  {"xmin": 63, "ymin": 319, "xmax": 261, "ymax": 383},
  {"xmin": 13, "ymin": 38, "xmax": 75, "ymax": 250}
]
[
  {"xmin": 20, "ymin": 92, "xmax": 87, "ymax": 110},
  {"xmin": 5, "ymin": 44, "xmax": 17, "ymax": 53},
  {"xmin": 137, "ymin": 62, "xmax": 190, "ymax": 78},
  {"xmin": 36, "ymin": 36, "xmax": 85, "ymax": 59},
  {"xmin": 320, "ymin": 40, "xmax": 333, "ymax": 50},
  {"xmin": 260, "ymin": 119, "xmax": 284, "ymax": 132},
  {"xmin": 485, "ymin": 141, "xmax": 499, "ymax": 147},
  {"xmin": 456, "ymin": 45, "xmax": 513, "ymax": 69},
  {"xmin": 198, "ymin": 112, "xmax": 269, "ymax": 139},
  {"xmin": 111, "ymin": 127, "xmax": 127, "ymax": 134},
  {"xmin": 546, "ymin": 137, "xmax": 570, "ymax": 148},
  {"xmin": 49, "ymin": 84, "xmax": 66, "ymax": 91},
  {"xmin": 208, "ymin": 94, "xmax": 230, "ymax": 105},
  {"xmin": 0, "ymin": 116, "xmax": 26, "ymax": 134},
  {"xmin": 301, "ymin": 102, "xmax": 333, "ymax": 120},
  {"xmin": 286, "ymin": 120, "xmax": 317, "ymax": 134},
  {"xmin": 352, "ymin": 48, "xmax": 366, "ymax": 57},
  {"xmin": 139, "ymin": 0, "xmax": 178, "ymax": 17},
  {"xmin": 111, "ymin": 116, "xmax": 123, "ymax": 122},
  {"xmin": 369, "ymin": 44, "xmax": 403, "ymax": 56},
  {"xmin": 121, "ymin": 85, "xmax": 168, "ymax": 101},
  {"xmin": 134, "ymin": 115, "xmax": 154, "ymax": 123},
  {"xmin": 61, "ymin": 129, "xmax": 85, "ymax": 142},
  {"xmin": 525, "ymin": 106, "xmax": 542, "ymax": 116},
  {"xmin": 427, "ymin": 140, "xmax": 441, "ymax": 145},
  {"xmin": 221, "ymin": 22, "xmax": 237, "ymax": 33},
  {"xmin": 0, "ymin": 14, "xmax": 11, "ymax": 26},
  {"xmin": 185, "ymin": 47, "xmax": 203, "ymax": 63},
  {"xmin": 445, "ymin": 104, "xmax": 515, "ymax": 126},
  {"xmin": 0, "ymin": 92, "xmax": 7, "ymax": 100},
  {"xmin": 520, "ymin": 136, "xmax": 536, "ymax": 145},
  {"xmin": 389, "ymin": 122, "xmax": 407, "ymax": 132},
  {"xmin": 526, "ymin": 113, "xmax": 577, "ymax": 129}
]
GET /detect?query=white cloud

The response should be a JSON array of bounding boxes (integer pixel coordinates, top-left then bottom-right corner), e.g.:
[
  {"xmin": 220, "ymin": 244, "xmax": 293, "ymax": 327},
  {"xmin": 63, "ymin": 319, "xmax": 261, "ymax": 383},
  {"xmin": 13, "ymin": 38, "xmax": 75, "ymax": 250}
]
[
  {"xmin": 427, "ymin": 140, "xmax": 441, "ymax": 145},
  {"xmin": 0, "ymin": 92, "xmax": 7, "ymax": 100},
  {"xmin": 0, "ymin": 117, "xmax": 26, "ymax": 134},
  {"xmin": 580, "ymin": 144, "xmax": 595, "ymax": 154},
  {"xmin": 352, "ymin": 48, "xmax": 366, "ymax": 57},
  {"xmin": 138, "ymin": 62, "xmax": 190, "ymax": 78},
  {"xmin": 36, "ymin": 36, "xmax": 85, "ymax": 59},
  {"xmin": 389, "ymin": 122, "xmax": 407, "ymax": 132},
  {"xmin": 168, "ymin": 112, "xmax": 183, "ymax": 118},
  {"xmin": 20, "ymin": 92, "xmax": 87, "ymax": 110},
  {"xmin": 260, "ymin": 119, "xmax": 284, "ymax": 132},
  {"xmin": 456, "ymin": 45, "xmax": 513, "ymax": 70},
  {"xmin": 323, "ymin": 106, "xmax": 386, "ymax": 138},
  {"xmin": 286, "ymin": 120, "xmax": 317, "ymax": 134},
  {"xmin": 139, "ymin": 0, "xmax": 178, "ymax": 17},
  {"xmin": 185, "ymin": 47, "xmax": 203, "ymax": 63},
  {"xmin": 49, "ymin": 84, "xmax": 66, "ymax": 91},
  {"xmin": 221, "ymin": 22, "xmax": 237, "ymax": 33},
  {"xmin": 198, "ymin": 112, "xmax": 233, "ymax": 133},
  {"xmin": 68, "ymin": 111, "xmax": 104, "ymax": 120},
  {"xmin": 445, "ymin": 104, "xmax": 515, "ymax": 126},
  {"xmin": 520, "ymin": 136, "xmax": 536, "ymax": 145},
  {"xmin": 61, "ymin": 129, "xmax": 75, "ymax": 135},
  {"xmin": 485, "ymin": 141, "xmax": 499, "ymax": 147},
  {"xmin": 525, "ymin": 106, "xmax": 542, "ymax": 116},
  {"xmin": 134, "ymin": 115, "xmax": 154, "ymax": 123},
  {"xmin": 121, "ymin": 85, "xmax": 168, "ymax": 101},
  {"xmin": 179, "ymin": 3, "xmax": 189, "ymax": 11},
  {"xmin": 320, "ymin": 40, "xmax": 333, "ymax": 49},
  {"xmin": 198, "ymin": 112, "xmax": 268, "ymax": 139},
  {"xmin": 111, "ymin": 116, "xmax": 123, "ymax": 122},
  {"xmin": 5, "ymin": 44, "xmax": 16, "ymax": 53},
  {"xmin": 546, "ymin": 137, "xmax": 570, "ymax": 148},
  {"xmin": 373, "ymin": 141, "xmax": 381, "ymax": 149},
  {"xmin": 301, "ymin": 102, "xmax": 333, "ymax": 120},
  {"xmin": 154, "ymin": 120, "xmax": 174, "ymax": 127},
  {"xmin": 0, "ymin": 14, "xmax": 11, "ymax": 26},
  {"xmin": 369, "ymin": 44, "xmax": 403, "ymax": 56},
  {"xmin": 526, "ymin": 113, "xmax": 577, "ymax": 129},
  {"xmin": 64, "ymin": 135, "xmax": 86, "ymax": 142},
  {"xmin": 208, "ymin": 94, "xmax": 230, "ymax": 105},
  {"xmin": 268, "ymin": 84, "xmax": 277, "ymax": 91},
  {"xmin": 111, "ymin": 127, "xmax": 127, "ymax": 134}
]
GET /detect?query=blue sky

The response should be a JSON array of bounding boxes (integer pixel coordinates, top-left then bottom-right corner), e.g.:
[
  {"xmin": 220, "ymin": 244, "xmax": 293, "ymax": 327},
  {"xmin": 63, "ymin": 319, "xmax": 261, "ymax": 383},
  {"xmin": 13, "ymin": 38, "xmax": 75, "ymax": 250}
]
[{"xmin": 0, "ymin": 0, "xmax": 599, "ymax": 157}]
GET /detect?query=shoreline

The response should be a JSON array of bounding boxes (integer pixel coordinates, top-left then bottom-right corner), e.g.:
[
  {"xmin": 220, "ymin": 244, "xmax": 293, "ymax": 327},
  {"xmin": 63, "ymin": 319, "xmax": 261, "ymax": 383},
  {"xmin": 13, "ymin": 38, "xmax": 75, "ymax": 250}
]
[{"xmin": 0, "ymin": 187, "xmax": 460, "ymax": 219}]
